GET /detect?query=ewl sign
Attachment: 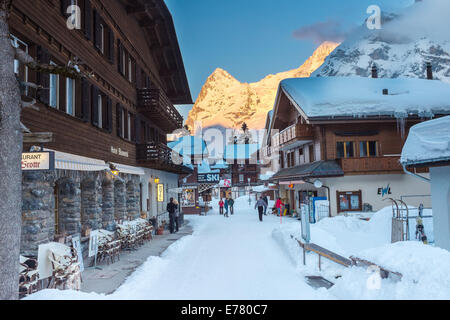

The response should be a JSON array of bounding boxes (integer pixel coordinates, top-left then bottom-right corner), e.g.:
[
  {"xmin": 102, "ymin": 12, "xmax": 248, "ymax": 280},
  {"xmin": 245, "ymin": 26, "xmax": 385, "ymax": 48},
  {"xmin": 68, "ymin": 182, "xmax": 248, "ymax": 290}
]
[{"xmin": 198, "ymin": 173, "xmax": 220, "ymax": 184}]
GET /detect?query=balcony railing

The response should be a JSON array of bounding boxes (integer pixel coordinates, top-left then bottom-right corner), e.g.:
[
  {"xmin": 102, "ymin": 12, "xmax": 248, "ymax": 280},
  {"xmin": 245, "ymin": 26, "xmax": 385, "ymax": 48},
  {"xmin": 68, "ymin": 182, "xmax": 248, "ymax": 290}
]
[
  {"xmin": 272, "ymin": 123, "xmax": 314, "ymax": 148},
  {"xmin": 137, "ymin": 88, "xmax": 184, "ymax": 132},
  {"xmin": 136, "ymin": 142, "xmax": 190, "ymax": 173},
  {"xmin": 337, "ymin": 156, "xmax": 403, "ymax": 173}
]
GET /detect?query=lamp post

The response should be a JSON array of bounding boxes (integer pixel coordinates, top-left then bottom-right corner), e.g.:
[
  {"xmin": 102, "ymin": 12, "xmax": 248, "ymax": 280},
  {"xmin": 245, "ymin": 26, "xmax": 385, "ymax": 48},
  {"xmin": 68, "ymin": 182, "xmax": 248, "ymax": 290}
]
[{"xmin": 248, "ymin": 177, "xmax": 251, "ymax": 206}]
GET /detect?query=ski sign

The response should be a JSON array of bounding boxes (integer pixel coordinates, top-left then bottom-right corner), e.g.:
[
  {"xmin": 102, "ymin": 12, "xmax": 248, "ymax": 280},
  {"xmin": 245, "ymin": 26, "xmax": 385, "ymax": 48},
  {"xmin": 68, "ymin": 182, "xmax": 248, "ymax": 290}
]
[{"xmin": 197, "ymin": 173, "xmax": 220, "ymax": 183}]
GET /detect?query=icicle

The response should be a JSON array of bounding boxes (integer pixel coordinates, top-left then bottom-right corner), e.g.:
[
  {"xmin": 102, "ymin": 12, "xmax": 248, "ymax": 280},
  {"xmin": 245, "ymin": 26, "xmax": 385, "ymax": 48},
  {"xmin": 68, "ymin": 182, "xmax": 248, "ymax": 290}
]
[{"xmin": 394, "ymin": 112, "xmax": 408, "ymax": 139}]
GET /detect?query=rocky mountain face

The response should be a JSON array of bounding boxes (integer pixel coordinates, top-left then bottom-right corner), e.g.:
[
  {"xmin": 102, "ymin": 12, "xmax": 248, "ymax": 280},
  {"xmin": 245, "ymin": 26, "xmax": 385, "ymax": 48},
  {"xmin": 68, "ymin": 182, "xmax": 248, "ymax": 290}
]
[
  {"xmin": 186, "ymin": 42, "xmax": 340, "ymax": 131},
  {"xmin": 313, "ymin": 4, "xmax": 450, "ymax": 82}
]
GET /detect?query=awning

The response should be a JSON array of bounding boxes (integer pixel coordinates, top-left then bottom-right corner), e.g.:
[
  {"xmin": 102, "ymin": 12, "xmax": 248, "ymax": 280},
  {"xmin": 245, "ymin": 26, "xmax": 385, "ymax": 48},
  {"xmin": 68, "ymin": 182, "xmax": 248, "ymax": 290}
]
[
  {"xmin": 271, "ymin": 161, "xmax": 344, "ymax": 182},
  {"xmin": 111, "ymin": 162, "xmax": 146, "ymax": 176},
  {"xmin": 45, "ymin": 148, "xmax": 108, "ymax": 172}
]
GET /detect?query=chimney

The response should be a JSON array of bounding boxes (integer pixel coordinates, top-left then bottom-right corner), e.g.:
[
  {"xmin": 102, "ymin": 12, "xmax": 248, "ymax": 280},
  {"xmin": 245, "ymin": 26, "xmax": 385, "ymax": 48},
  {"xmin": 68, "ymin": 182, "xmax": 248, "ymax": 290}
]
[
  {"xmin": 426, "ymin": 62, "xmax": 433, "ymax": 80},
  {"xmin": 382, "ymin": 89, "xmax": 389, "ymax": 95},
  {"xmin": 371, "ymin": 64, "xmax": 378, "ymax": 78}
]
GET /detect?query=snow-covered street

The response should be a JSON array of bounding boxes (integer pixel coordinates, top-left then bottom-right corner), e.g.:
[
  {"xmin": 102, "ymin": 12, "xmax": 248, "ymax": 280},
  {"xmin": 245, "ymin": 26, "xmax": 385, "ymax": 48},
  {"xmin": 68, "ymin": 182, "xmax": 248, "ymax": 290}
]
[{"xmin": 25, "ymin": 196, "xmax": 450, "ymax": 300}]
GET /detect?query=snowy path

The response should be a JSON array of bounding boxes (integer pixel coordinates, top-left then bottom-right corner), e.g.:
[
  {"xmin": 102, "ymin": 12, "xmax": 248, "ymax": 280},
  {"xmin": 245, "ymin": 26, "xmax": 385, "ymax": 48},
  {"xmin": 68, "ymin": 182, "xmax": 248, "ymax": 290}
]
[
  {"xmin": 114, "ymin": 200, "xmax": 325, "ymax": 300},
  {"xmin": 27, "ymin": 198, "xmax": 328, "ymax": 300}
]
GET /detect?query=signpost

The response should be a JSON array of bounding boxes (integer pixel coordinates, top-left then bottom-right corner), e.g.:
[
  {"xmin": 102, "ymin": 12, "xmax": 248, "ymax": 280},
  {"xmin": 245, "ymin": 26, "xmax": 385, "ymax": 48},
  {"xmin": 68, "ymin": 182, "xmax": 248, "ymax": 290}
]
[
  {"xmin": 197, "ymin": 173, "xmax": 220, "ymax": 184},
  {"xmin": 71, "ymin": 236, "xmax": 84, "ymax": 272},
  {"xmin": 22, "ymin": 151, "xmax": 55, "ymax": 171},
  {"xmin": 301, "ymin": 204, "xmax": 311, "ymax": 243},
  {"xmin": 88, "ymin": 230, "xmax": 101, "ymax": 270}
]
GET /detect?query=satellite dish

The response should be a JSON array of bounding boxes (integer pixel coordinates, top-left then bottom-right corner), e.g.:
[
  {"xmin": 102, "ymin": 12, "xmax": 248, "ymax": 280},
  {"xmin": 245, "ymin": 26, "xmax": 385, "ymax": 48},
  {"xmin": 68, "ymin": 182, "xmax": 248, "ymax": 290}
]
[{"xmin": 314, "ymin": 179, "xmax": 323, "ymax": 189}]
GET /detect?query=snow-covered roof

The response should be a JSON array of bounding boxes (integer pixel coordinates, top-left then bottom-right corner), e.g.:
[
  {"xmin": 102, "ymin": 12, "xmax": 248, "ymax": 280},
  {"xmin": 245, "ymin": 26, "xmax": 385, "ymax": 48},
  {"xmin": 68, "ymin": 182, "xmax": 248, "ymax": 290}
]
[
  {"xmin": 168, "ymin": 136, "xmax": 208, "ymax": 156},
  {"xmin": 281, "ymin": 77, "xmax": 450, "ymax": 120},
  {"xmin": 259, "ymin": 171, "xmax": 275, "ymax": 181},
  {"xmin": 197, "ymin": 159, "xmax": 220, "ymax": 174},
  {"xmin": 252, "ymin": 184, "xmax": 277, "ymax": 193},
  {"xmin": 210, "ymin": 159, "xmax": 229, "ymax": 170},
  {"xmin": 401, "ymin": 116, "xmax": 450, "ymax": 166},
  {"xmin": 224, "ymin": 144, "xmax": 260, "ymax": 160}
]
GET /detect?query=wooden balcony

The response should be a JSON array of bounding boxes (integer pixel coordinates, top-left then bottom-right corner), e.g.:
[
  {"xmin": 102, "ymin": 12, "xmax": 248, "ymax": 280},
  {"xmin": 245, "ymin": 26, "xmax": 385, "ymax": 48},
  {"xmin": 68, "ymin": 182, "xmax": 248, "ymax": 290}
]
[
  {"xmin": 273, "ymin": 123, "xmax": 314, "ymax": 148},
  {"xmin": 136, "ymin": 142, "xmax": 192, "ymax": 174},
  {"xmin": 137, "ymin": 88, "xmax": 184, "ymax": 132},
  {"xmin": 337, "ymin": 156, "xmax": 403, "ymax": 174}
]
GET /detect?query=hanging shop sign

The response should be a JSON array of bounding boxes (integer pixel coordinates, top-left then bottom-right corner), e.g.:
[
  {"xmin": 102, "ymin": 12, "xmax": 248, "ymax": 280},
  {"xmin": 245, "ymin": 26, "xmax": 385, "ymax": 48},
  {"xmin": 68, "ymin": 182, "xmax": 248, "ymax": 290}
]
[
  {"xmin": 21, "ymin": 151, "xmax": 55, "ymax": 171},
  {"xmin": 157, "ymin": 184, "xmax": 164, "ymax": 202},
  {"xmin": 197, "ymin": 173, "xmax": 220, "ymax": 183}
]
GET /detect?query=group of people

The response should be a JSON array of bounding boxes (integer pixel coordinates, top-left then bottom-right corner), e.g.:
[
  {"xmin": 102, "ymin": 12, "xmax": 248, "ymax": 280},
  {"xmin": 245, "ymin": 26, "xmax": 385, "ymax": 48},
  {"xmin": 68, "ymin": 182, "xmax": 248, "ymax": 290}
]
[
  {"xmin": 218, "ymin": 197, "xmax": 235, "ymax": 217},
  {"xmin": 166, "ymin": 197, "xmax": 180, "ymax": 234}
]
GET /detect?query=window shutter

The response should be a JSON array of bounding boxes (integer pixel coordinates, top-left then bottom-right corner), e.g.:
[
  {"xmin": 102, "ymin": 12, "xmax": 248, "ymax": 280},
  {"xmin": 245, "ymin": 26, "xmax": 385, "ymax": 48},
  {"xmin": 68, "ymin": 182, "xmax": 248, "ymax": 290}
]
[
  {"xmin": 91, "ymin": 86, "xmax": 99, "ymax": 126},
  {"xmin": 75, "ymin": 78, "xmax": 82, "ymax": 118},
  {"xmin": 134, "ymin": 114, "xmax": 140, "ymax": 143},
  {"xmin": 84, "ymin": 0, "xmax": 92, "ymax": 40},
  {"xmin": 108, "ymin": 28, "xmax": 114, "ymax": 63},
  {"xmin": 81, "ymin": 78, "xmax": 91, "ymax": 122},
  {"xmin": 117, "ymin": 39, "xmax": 122, "ymax": 73},
  {"xmin": 60, "ymin": 0, "xmax": 70, "ymax": 17},
  {"xmin": 93, "ymin": 10, "xmax": 101, "ymax": 50},
  {"xmin": 106, "ymin": 97, "xmax": 112, "ymax": 133},
  {"xmin": 59, "ymin": 75, "xmax": 66, "ymax": 112},
  {"xmin": 36, "ymin": 46, "xmax": 50, "ymax": 105},
  {"xmin": 116, "ymin": 103, "xmax": 122, "ymax": 137}
]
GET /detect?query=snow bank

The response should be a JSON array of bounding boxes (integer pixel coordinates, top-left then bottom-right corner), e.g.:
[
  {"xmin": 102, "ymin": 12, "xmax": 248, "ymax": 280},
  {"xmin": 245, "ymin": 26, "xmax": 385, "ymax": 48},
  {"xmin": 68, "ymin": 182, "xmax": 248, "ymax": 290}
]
[
  {"xmin": 401, "ymin": 115, "xmax": 450, "ymax": 165},
  {"xmin": 272, "ymin": 206, "xmax": 447, "ymax": 299}
]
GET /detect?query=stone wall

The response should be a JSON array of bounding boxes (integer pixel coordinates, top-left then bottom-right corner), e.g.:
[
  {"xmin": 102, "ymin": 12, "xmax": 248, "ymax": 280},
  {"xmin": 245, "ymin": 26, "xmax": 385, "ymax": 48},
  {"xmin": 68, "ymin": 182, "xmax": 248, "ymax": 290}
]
[
  {"xmin": 20, "ymin": 169, "xmax": 143, "ymax": 256},
  {"xmin": 21, "ymin": 171, "xmax": 55, "ymax": 256}
]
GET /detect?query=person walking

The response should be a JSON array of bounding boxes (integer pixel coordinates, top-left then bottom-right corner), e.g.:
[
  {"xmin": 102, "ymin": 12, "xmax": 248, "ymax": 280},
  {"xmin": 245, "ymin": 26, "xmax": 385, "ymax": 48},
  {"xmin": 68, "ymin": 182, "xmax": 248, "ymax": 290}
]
[
  {"xmin": 262, "ymin": 195, "xmax": 269, "ymax": 215},
  {"xmin": 224, "ymin": 198, "xmax": 229, "ymax": 218},
  {"xmin": 166, "ymin": 197, "xmax": 177, "ymax": 234},
  {"xmin": 228, "ymin": 197, "xmax": 235, "ymax": 215},
  {"xmin": 219, "ymin": 199, "xmax": 224, "ymax": 215},
  {"xmin": 275, "ymin": 197, "xmax": 283, "ymax": 217},
  {"xmin": 255, "ymin": 196, "xmax": 268, "ymax": 222},
  {"xmin": 173, "ymin": 198, "xmax": 180, "ymax": 233}
]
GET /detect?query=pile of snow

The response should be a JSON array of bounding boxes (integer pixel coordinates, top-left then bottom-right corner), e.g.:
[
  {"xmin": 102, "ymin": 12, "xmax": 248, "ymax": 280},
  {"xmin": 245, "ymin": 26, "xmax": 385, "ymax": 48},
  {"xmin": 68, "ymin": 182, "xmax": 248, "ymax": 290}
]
[
  {"xmin": 272, "ymin": 206, "xmax": 446, "ymax": 299},
  {"xmin": 401, "ymin": 115, "xmax": 450, "ymax": 165},
  {"xmin": 281, "ymin": 77, "xmax": 450, "ymax": 120}
]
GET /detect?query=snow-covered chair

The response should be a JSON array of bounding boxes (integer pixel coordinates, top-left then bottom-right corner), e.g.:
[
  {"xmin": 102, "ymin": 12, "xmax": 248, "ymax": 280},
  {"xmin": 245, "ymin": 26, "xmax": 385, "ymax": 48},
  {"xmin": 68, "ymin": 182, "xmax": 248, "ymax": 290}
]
[
  {"xmin": 47, "ymin": 243, "xmax": 81, "ymax": 290},
  {"xmin": 19, "ymin": 256, "xmax": 39, "ymax": 298}
]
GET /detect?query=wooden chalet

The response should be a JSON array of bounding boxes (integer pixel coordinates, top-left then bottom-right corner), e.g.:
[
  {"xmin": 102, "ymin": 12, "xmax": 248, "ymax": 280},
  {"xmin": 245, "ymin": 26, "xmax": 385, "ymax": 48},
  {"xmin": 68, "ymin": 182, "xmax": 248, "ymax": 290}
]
[{"xmin": 265, "ymin": 73, "xmax": 450, "ymax": 217}]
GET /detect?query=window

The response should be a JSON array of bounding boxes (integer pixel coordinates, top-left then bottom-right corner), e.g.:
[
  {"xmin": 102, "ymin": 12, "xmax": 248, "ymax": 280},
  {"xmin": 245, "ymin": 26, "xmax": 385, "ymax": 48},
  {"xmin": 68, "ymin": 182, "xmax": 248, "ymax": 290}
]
[
  {"xmin": 127, "ymin": 112, "xmax": 131, "ymax": 140},
  {"xmin": 239, "ymin": 174, "xmax": 244, "ymax": 183},
  {"xmin": 99, "ymin": 23, "xmax": 104, "ymax": 53},
  {"xmin": 360, "ymin": 141, "xmax": 378, "ymax": 157},
  {"xmin": 337, "ymin": 191, "xmax": 362, "ymax": 213},
  {"xmin": 122, "ymin": 51, "xmax": 126, "ymax": 76},
  {"xmin": 97, "ymin": 94, "xmax": 103, "ymax": 128},
  {"xmin": 121, "ymin": 108, "xmax": 126, "ymax": 138},
  {"xmin": 66, "ymin": 78, "xmax": 75, "ymax": 116},
  {"xmin": 49, "ymin": 61, "xmax": 59, "ymax": 108},
  {"xmin": 337, "ymin": 141, "xmax": 355, "ymax": 159},
  {"xmin": 128, "ymin": 57, "xmax": 132, "ymax": 82},
  {"xmin": 11, "ymin": 35, "xmax": 28, "ymax": 92}
]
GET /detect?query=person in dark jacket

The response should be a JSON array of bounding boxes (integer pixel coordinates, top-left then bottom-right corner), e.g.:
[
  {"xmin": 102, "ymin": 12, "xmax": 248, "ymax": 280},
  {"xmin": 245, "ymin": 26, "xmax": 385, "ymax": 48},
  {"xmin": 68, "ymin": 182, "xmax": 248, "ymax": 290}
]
[
  {"xmin": 228, "ymin": 197, "xmax": 235, "ymax": 215},
  {"xmin": 224, "ymin": 198, "xmax": 229, "ymax": 218},
  {"xmin": 255, "ymin": 197, "xmax": 268, "ymax": 222},
  {"xmin": 166, "ymin": 198, "xmax": 177, "ymax": 234},
  {"xmin": 262, "ymin": 195, "xmax": 269, "ymax": 215}
]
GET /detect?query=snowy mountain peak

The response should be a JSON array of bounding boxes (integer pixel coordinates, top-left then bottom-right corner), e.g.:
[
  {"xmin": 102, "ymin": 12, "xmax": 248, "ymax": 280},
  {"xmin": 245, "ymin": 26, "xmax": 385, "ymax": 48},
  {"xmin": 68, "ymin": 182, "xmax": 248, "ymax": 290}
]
[{"xmin": 186, "ymin": 42, "xmax": 339, "ymax": 132}]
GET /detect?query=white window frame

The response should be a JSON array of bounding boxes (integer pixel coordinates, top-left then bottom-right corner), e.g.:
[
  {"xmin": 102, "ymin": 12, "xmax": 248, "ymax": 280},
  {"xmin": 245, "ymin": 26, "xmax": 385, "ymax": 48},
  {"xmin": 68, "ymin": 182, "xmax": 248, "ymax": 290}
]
[
  {"xmin": 127, "ymin": 112, "xmax": 131, "ymax": 141},
  {"xmin": 11, "ymin": 35, "xmax": 29, "ymax": 93},
  {"xmin": 99, "ymin": 23, "xmax": 105, "ymax": 54},
  {"xmin": 66, "ymin": 78, "xmax": 75, "ymax": 116},
  {"xmin": 49, "ymin": 61, "xmax": 59, "ymax": 109},
  {"xmin": 98, "ymin": 94, "xmax": 103, "ymax": 128},
  {"xmin": 121, "ymin": 108, "xmax": 125, "ymax": 138},
  {"xmin": 128, "ymin": 57, "xmax": 132, "ymax": 82}
]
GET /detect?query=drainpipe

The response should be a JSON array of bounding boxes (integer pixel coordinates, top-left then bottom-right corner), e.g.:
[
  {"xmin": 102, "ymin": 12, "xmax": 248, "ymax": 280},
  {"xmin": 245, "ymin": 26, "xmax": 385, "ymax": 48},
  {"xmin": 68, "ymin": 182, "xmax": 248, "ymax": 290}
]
[{"xmin": 402, "ymin": 164, "xmax": 430, "ymax": 183}]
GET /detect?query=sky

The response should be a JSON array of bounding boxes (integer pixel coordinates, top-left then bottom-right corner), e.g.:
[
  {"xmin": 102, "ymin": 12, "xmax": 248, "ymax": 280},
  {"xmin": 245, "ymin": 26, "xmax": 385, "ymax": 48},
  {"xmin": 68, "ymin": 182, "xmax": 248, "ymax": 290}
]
[{"xmin": 165, "ymin": 0, "xmax": 414, "ymax": 121}]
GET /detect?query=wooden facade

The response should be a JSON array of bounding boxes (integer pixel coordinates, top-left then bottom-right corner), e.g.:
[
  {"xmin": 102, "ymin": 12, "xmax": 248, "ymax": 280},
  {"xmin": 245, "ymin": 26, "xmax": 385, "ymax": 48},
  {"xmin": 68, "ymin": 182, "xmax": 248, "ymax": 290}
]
[{"xmin": 11, "ymin": 0, "xmax": 191, "ymax": 171}]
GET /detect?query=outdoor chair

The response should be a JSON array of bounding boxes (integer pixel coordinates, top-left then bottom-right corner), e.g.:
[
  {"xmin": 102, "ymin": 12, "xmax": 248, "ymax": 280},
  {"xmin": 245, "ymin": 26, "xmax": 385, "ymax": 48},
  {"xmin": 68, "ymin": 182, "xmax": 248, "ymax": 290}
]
[
  {"xmin": 18, "ymin": 256, "xmax": 39, "ymax": 298},
  {"xmin": 47, "ymin": 244, "xmax": 81, "ymax": 290}
]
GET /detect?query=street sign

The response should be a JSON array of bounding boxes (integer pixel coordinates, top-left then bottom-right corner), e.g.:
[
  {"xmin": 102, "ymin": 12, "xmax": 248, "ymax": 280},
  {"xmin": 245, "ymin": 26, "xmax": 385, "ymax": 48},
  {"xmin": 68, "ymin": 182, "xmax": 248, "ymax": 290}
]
[
  {"xmin": 197, "ymin": 173, "xmax": 220, "ymax": 183},
  {"xmin": 22, "ymin": 151, "xmax": 55, "ymax": 171},
  {"xmin": 157, "ymin": 184, "xmax": 164, "ymax": 202}
]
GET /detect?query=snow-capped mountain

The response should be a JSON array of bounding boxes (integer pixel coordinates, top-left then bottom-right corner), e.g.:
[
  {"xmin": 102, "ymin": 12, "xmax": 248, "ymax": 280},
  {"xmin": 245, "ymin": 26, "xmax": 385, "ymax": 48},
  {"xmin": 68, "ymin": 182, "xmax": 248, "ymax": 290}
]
[
  {"xmin": 313, "ymin": 2, "xmax": 450, "ymax": 82},
  {"xmin": 186, "ymin": 42, "xmax": 340, "ymax": 132}
]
